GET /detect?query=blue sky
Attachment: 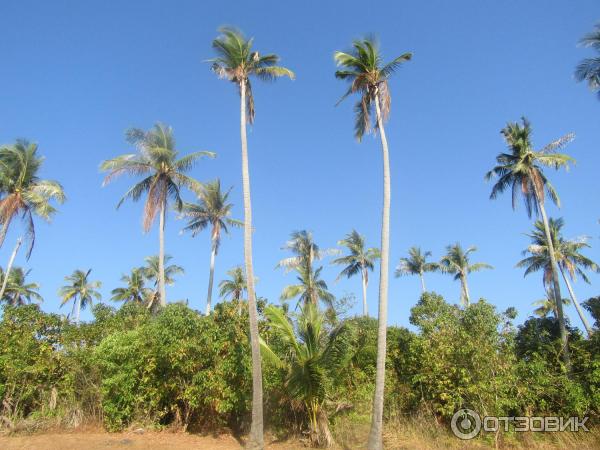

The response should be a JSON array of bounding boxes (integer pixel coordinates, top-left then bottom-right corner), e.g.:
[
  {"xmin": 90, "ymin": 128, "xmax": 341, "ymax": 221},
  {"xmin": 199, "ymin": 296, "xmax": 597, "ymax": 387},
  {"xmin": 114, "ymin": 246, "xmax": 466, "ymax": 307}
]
[{"xmin": 0, "ymin": 0, "xmax": 599, "ymax": 328}]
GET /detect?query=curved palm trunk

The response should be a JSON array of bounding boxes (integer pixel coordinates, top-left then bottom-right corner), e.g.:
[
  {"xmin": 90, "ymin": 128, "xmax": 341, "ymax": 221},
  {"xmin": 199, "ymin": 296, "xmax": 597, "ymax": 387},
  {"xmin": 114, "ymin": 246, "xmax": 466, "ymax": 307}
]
[
  {"xmin": 158, "ymin": 199, "xmax": 167, "ymax": 307},
  {"xmin": 419, "ymin": 272, "xmax": 426, "ymax": 293},
  {"xmin": 367, "ymin": 91, "xmax": 391, "ymax": 450},
  {"xmin": 206, "ymin": 237, "xmax": 217, "ymax": 315},
  {"xmin": 560, "ymin": 268, "xmax": 593, "ymax": 337},
  {"xmin": 361, "ymin": 267, "xmax": 368, "ymax": 316},
  {"xmin": 534, "ymin": 190, "xmax": 571, "ymax": 370},
  {"xmin": 240, "ymin": 80, "xmax": 264, "ymax": 450},
  {"xmin": 460, "ymin": 273, "xmax": 471, "ymax": 307},
  {"xmin": 0, "ymin": 237, "xmax": 22, "ymax": 300}
]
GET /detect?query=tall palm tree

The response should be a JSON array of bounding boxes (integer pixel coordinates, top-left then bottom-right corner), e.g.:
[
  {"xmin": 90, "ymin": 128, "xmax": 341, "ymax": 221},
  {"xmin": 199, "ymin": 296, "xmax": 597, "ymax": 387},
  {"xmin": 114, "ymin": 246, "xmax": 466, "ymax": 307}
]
[
  {"xmin": 58, "ymin": 269, "xmax": 102, "ymax": 325},
  {"xmin": 0, "ymin": 141, "xmax": 65, "ymax": 297},
  {"xmin": 260, "ymin": 303, "xmax": 354, "ymax": 447},
  {"xmin": 395, "ymin": 246, "xmax": 438, "ymax": 293},
  {"xmin": 101, "ymin": 123, "xmax": 213, "ymax": 308},
  {"xmin": 334, "ymin": 37, "xmax": 412, "ymax": 449},
  {"xmin": 110, "ymin": 267, "xmax": 152, "ymax": 305},
  {"xmin": 439, "ymin": 243, "xmax": 493, "ymax": 307},
  {"xmin": 180, "ymin": 179, "xmax": 242, "ymax": 314},
  {"xmin": 210, "ymin": 27, "xmax": 294, "ymax": 448},
  {"xmin": 517, "ymin": 218, "xmax": 598, "ymax": 336},
  {"xmin": 486, "ymin": 117, "xmax": 575, "ymax": 368},
  {"xmin": 575, "ymin": 23, "xmax": 600, "ymax": 100},
  {"xmin": 533, "ymin": 289, "xmax": 572, "ymax": 319},
  {"xmin": 142, "ymin": 254, "xmax": 184, "ymax": 310},
  {"xmin": 0, "ymin": 267, "xmax": 42, "ymax": 306},
  {"xmin": 332, "ymin": 230, "xmax": 379, "ymax": 316}
]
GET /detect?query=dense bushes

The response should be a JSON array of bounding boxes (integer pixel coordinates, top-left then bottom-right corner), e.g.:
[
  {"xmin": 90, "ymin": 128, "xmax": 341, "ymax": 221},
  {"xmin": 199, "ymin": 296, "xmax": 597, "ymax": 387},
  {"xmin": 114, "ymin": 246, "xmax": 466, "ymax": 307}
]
[{"xmin": 0, "ymin": 294, "xmax": 598, "ymax": 438}]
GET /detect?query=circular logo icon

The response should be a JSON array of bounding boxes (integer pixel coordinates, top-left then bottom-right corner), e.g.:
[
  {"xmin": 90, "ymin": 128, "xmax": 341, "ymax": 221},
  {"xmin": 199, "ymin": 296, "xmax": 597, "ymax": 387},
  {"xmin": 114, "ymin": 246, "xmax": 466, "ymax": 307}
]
[{"xmin": 451, "ymin": 409, "xmax": 481, "ymax": 440}]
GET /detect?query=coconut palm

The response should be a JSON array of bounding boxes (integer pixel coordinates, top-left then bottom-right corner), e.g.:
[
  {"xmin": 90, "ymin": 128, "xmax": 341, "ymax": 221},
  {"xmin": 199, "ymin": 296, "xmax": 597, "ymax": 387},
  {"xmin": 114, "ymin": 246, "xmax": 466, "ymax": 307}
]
[
  {"xmin": 58, "ymin": 269, "xmax": 102, "ymax": 325},
  {"xmin": 0, "ymin": 141, "xmax": 65, "ymax": 298},
  {"xmin": 219, "ymin": 266, "xmax": 247, "ymax": 315},
  {"xmin": 334, "ymin": 37, "xmax": 412, "ymax": 450},
  {"xmin": 486, "ymin": 117, "xmax": 575, "ymax": 367},
  {"xmin": 101, "ymin": 123, "xmax": 213, "ymax": 308},
  {"xmin": 142, "ymin": 254, "xmax": 184, "ymax": 310},
  {"xmin": 439, "ymin": 243, "xmax": 493, "ymax": 307},
  {"xmin": 517, "ymin": 218, "xmax": 598, "ymax": 336},
  {"xmin": 210, "ymin": 27, "xmax": 294, "ymax": 448},
  {"xmin": 280, "ymin": 262, "xmax": 335, "ymax": 311},
  {"xmin": 395, "ymin": 247, "xmax": 438, "ymax": 293},
  {"xmin": 575, "ymin": 23, "xmax": 600, "ymax": 100},
  {"xmin": 533, "ymin": 289, "xmax": 572, "ymax": 319},
  {"xmin": 260, "ymin": 303, "xmax": 354, "ymax": 447},
  {"xmin": 332, "ymin": 230, "xmax": 379, "ymax": 316},
  {"xmin": 180, "ymin": 180, "xmax": 242, "ymax": 314},
  {"xmin": 110, "ymin": 267, "xmax": 152, "ymax": 305},
  {"xmin": 0, "ymin": 267, "xmax": 42, "ymax": 306}
]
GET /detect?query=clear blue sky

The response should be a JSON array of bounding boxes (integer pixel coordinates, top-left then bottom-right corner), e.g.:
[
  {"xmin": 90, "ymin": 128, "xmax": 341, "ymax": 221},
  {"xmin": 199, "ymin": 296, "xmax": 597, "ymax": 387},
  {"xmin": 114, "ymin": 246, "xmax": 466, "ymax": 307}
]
[{"xmin": 1, "ymin": 0, "xmax": 599, "ymax": 328}]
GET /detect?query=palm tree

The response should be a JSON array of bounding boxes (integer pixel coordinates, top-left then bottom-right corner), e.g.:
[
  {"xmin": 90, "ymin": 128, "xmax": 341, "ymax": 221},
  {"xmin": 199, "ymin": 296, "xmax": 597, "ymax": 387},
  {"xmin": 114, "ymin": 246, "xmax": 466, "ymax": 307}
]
[
  {"xmin": 180, "ymin": 179, "xmax": 242, "ymax": 315},
  {"xmin": 219, "ymin": 266, "xmax": 247, "ymax": 315},
  {"xmin": 260, "ymin": 303, "xmax": 354, "ymax": 447},
  {"xmin": 334, "ymin": 37, "xmax": 412, "ymax": 450},
  {"xmin": 395, "ymin": 247, "xmax": 438, "ymax": 293},
  {"xmin": 101, "ymin": 123, "xmax": 213, "ymax": 308},
  {"xmin": 439, "ymin": 243, "xmax": 493, "ymax": 307},
  {"xmin": 58, "ymin": 269, "xmax": 102, "ymax": 325},
  {"xmin": 332, "ymin": 230, "xmax": 379, "ymax": 316},
  {"xmin": 486, "ymin": 117, "xmax": 575, "ymax": 368},
  {"xmin": 575, "ymin": 23, "xmax": 600, "ymax": 100},
  {"xmin": 141, "ymin": 254, "xmax": 184, "ymax": 310},
  {"xmin": 533, "ymin": 289, "xmax": 572, "ymax": 318},
  {"xmin": 210, "ymin": 27, "xmax": 294, "ymax": 448},
  {"xmin": 517, "ymin": 218, "xmax": 597, "ymax": 336},
  {"xmin": 0, "ymin": 141, "xmax": 65, "ymax": 298},
  {"xmin": 110, "ymin": 267, "xmax": 152, "ymax": 305},
  {"xmin": 0, "ymin": 267, "xmax": 42, "ymax": 306},
  {"xmin": 277, "ymin": 231, "xmax": 337, "ymax": 309}
]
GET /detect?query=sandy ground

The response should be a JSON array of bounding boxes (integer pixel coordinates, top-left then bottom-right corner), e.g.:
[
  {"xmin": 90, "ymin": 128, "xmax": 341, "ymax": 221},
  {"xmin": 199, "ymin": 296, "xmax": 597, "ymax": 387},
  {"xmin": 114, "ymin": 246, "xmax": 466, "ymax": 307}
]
[{"xmin": 0, "ymin": 431, "xmax": 305, "ymax": 450}]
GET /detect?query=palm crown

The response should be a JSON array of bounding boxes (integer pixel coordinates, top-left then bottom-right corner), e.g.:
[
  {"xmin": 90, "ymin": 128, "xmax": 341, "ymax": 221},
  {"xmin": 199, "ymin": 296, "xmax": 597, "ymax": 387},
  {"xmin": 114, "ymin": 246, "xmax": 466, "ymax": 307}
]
[
  {"xmin": 0, "ymin": 140, "xmax": 65, "ymax": 257},
  {"xmin": 332, "ymin": 230, "xmax": 379, "ymax": 281},
  {"xmin": 395, "ymin": 247, "xmax": 438, "ymax": 277},
  {"xmin": 334, "ymin": 37, "xmax": 412, "ymax": 140},
  {"xmin": 110, "ymin": 267, "xmax": 152, "ymax": 304},
  {"xmin": 575, "ymin": 23, "xmax": 600, "ymax": 99},
  {"xmin": 219, "ymin": 266, "xmax": 247, "ymax": 301},
  {"xmin": 209, "ymin": 27, "xmax": 294, "ymax": 124},
  {"xmin": 440, "ymin": 243, "xmax": 492, "ymax": 306},
  {"xmin": 142, "ymin": 255, "xmax": 184, "ymax": 287},
  {"xmin": 0, "ymin": 267, "xmax": 42, "ymax": 306},
  {"xmin": 485, "ymin": 117, "xmax": 575, "ymax": 217},
  {"xmin": 101, "ymin": 123, "xmax": 214, "ymax": 231},
  {"xmin": 58, "ymin": 269, "xmax": 102, "ymax": 317}
]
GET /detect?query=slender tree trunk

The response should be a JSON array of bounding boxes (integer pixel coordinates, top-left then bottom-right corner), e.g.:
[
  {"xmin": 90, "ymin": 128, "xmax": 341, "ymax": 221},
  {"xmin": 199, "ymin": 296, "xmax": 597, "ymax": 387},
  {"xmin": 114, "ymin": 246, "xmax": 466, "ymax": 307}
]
[
  {"xmin": 361, "ymin": 267, "xmax": 368, "ymax": 316},
  {"xmin": 75, "ymin": 296, "xmax": 81, "ymax": 326},
  {"xmin": 240, "ymin": 79, "xmax": 264, "ymax": 450},
  {"xmin": 367, "ymin": 91, "xmax": 391, "ymax": 450},
  {"xmin": 419, "ymin": 272, "xmax": 426, "ymax": 293},
  {"xmin": 461, "ymin": 274, "xmax": 471, "ymax": 307},
  {"xmin": 206, "ymin": 237, "xmax": 217, "ymax": 315},
  {"xmin": 158, "ymin": 199, "xmax": 167, "ymax": 307},
  {"xmin": 0, "ymin": 237, "xmax": 22, "ymax": 300},
  {"xmin": 560, "ymin": 268, "xmax": 593, "ymax": 337},
  {"xmin": 534, "ymin": 189, "xmax": 571, "ymax": 370}
]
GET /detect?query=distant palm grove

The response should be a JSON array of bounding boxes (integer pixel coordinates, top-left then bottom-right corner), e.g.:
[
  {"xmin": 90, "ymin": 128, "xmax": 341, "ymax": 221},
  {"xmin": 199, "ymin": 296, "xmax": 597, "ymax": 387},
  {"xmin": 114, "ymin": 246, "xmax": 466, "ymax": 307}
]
[{"xmin": 1, "ymin": 24, "xmax": 600, "ymax": 450}]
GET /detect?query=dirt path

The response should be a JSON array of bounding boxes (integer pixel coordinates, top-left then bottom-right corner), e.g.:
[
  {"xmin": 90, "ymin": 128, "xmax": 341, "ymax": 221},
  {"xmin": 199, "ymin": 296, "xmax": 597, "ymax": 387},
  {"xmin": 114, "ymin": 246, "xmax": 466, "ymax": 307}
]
[{"xmin": 0, "ymin": 431, "xmax": 305, "ymax": 450}]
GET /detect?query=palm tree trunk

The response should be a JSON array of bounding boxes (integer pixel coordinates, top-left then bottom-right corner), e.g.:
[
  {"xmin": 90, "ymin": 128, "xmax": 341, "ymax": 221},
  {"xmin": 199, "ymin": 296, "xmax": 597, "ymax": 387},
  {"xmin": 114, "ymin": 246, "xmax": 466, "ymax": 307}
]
[
  {"xmin": 75, "ymin": 296, "xmax": 81, "ymax": 326},
  {"xmin": 0, "ymin": 237, "xmax": 22, "ymax": 300},
  {"xmin": 158, "ymin": 199, "xmax": 167, "ymax": 307},
  {"xmin": 560, "ymin": 267, "xmax": 593, "ymax": 337},
  {"xmin": 206, "ymin": 237, "xmax": 217, "ymax": 315},
  {"xmin": 534, "ymin": 190, "xmax": 571, "ymax": 370},
  {"xmin": 240, "ymin": 79, "xmax": 264, "ymax": 450},
  {"xmin": 419, "ymin": 273, "xmax": 426, "ymax": 293},
  {"xmin": 461, "ymin": 274, "xmax": 471, "ymax": 307},
  {"xmin": 367, "ymin": 91, "xmax": 391, "ymax": 450},
  {"xmin": 361, "ymin": 267, "xmax": 368, "ymax": 316}
]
